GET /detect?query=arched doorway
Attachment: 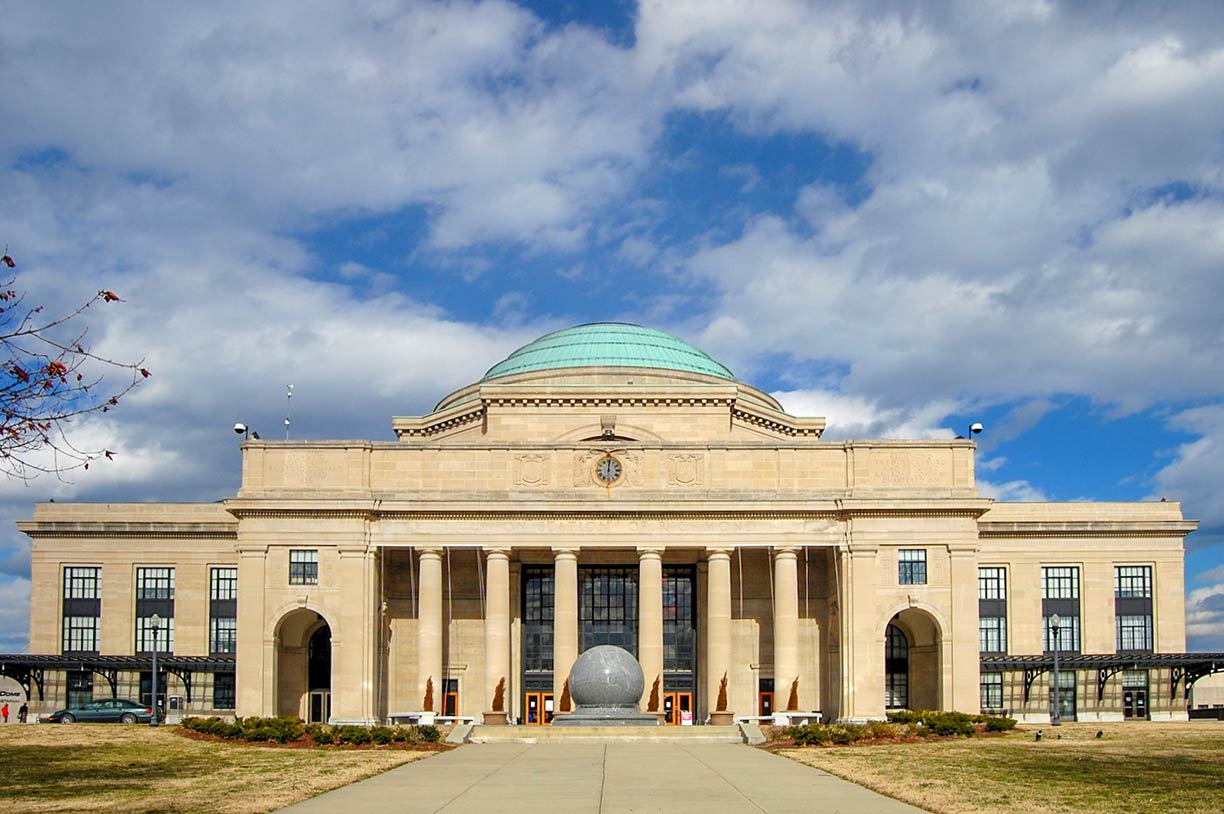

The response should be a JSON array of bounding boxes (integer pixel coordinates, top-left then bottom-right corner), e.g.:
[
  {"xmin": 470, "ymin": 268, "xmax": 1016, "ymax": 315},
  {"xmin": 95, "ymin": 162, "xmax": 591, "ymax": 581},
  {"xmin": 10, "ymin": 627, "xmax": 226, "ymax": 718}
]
[
  {"xmin": 884, "ymin": 609, "xmax": 942, "ymax": 711},
  {"xmin": 275, "ymin": 609, "xmax": 331, "ymax": 722}
]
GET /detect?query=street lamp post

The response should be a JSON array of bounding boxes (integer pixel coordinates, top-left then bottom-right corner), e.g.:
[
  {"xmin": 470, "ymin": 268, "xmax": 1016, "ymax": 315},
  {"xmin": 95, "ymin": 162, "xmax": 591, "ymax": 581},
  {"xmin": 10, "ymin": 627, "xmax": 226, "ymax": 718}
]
[
  {"xmin": 150, "ymin": 613, "xmax": 162, "ymax": 727},
  {"xmin": 1050, "ymin": 613, "xmax": 1062, "ymax": 727}
]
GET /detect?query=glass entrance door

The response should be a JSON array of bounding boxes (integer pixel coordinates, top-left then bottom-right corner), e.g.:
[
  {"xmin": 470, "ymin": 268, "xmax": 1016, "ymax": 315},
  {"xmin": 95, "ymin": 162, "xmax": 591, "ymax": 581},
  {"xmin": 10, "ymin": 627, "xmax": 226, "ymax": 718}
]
[
  {"xmin": 1123, "ymin": 688, "xmax": 1148, "ymax": 719},
  {"xmin": 663, "ymin": 692, "xmax": 692, "ymax": 725},
  {"xmin": 525, "ymin": 692, "xmax": 554, "ymax": 725},
  {"xmin": 759, "ymin": 678, "xmax": 774, "ymax": 719},
  {"xmin": 308, "ymin": 690, "xmax": 331, "ymax": 723}
]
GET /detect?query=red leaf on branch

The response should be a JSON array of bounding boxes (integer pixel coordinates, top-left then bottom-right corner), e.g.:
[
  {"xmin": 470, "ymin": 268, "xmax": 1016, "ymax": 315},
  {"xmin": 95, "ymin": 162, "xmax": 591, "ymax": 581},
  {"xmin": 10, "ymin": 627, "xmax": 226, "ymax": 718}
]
[
  {"xmin": 101, "ymin": 290, "xmax": 122, "ymax": 302},
  {"xmin": 12, "ymin": 365, "xmax": 29, "ymax": 383},
  {"xmin": 1, "ymin": 255, "xmax": 14, "ymax": 268},
  {"xmin": 47, "ymin": 361, "xmax": 68, "ymax": 376},
  {"xmin": 140, "ymin": 368, "xmax": 151, "ymax": 378},
  {"xmin": 104, "ymin": 450, "xmax": 114, "ymax": 460}
]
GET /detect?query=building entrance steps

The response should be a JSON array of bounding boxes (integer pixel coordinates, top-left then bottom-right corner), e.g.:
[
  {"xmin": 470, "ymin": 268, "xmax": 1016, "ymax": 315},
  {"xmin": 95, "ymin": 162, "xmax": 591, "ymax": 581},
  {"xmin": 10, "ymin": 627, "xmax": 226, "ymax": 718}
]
[
  {"xmin": 276, "ymin": 742, "xmax": 926, "ymax": 813},
  {"xmin": 465, "ymin": 723, "xmax": 745, "ymax": 743}
]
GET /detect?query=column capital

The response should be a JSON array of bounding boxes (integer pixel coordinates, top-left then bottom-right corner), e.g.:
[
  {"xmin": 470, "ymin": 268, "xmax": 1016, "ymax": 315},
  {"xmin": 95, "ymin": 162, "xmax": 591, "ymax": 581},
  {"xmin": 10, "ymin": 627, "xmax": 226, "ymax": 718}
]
[
  {"xmin": 552, "ymin": 546, "xmax": 580, "ymax": 560},
  {"xmin": 772, "ymin": 545, "xmax": 800, "ymax": 559},
  {"xmin": 417, "ymin": 546, "xmax": 443, "ymax": 559},
  {"xmin": 636, "ymin": 546, "xmax": 665, "ymax": 560},
  {"xmin": 483, "ymin": 546, "xmax": 512, "ymax": 560},
  {"xmin": 705, "ymin": 547, "xmax": 734, "ymax": 561}
]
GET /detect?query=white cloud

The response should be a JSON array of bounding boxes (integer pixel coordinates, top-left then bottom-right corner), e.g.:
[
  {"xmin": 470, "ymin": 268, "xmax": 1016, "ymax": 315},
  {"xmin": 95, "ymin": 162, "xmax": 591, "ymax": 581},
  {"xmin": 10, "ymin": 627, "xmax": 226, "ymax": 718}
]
[
  {"xmin": 770, "ymin": 388, "xmax": 957, "ymax": 440},
  {"xmin": 977, "ymin": 479, "xmax": 1049, "ymax": 503},
  {"xmin": 1186, "ymin": 581, "xmax": 1224, "ymax": 651}
]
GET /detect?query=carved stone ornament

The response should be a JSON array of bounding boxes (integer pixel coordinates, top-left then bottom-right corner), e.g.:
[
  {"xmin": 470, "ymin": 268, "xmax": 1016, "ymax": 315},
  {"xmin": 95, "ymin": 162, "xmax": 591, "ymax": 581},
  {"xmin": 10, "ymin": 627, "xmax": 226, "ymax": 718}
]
[
  {"xmin": 573, "ymin": 451, "xmax": 603, "ymax": 486},
  {"xmin": 513, "ymin": 453, "xmax": 550, "ymax": 487},
  {"xmin": 668, "ymin": 453, "xmax": 704, "ymax": 486},
  {"xmin": 877, "ymin": 450, "xmax": 949, "ymax": 487},
  {"xmin": 621, "ymin": 451, "xmax": 643, "ymax": 487}
]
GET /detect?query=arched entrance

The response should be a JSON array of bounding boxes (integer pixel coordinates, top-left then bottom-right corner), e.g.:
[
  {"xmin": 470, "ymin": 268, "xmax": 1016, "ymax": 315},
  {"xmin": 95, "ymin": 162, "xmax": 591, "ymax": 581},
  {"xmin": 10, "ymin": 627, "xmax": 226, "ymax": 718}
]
[
  {"xmin": 275, "ymin": 609, "xmax": 332, "ymax": 722},
  {"xmin": 884, "ymin": 609, "xmax": 942, "ymax": 711}
]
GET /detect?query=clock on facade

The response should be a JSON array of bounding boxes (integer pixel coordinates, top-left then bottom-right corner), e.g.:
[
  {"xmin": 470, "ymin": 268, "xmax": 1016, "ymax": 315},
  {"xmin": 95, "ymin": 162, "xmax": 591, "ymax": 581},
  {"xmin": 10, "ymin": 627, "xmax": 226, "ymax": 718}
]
[{"xmin": 595, "ymin": 455, "xmax": 623, "ymax": 485}]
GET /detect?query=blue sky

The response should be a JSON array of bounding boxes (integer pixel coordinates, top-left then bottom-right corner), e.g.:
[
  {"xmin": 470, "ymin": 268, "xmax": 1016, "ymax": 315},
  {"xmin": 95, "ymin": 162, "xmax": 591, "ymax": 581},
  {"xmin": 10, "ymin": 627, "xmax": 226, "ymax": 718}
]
[{"xmin": 2, "ymin": 0, "xmax": 1224, "ymax": 652}]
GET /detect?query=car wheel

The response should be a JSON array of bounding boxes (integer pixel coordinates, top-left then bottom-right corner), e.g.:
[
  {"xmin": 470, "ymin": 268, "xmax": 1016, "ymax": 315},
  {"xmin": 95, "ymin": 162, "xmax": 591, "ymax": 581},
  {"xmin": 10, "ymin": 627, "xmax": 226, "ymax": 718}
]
[
  {"xmin": 120, "ymin": 713, "xmax": 137, "ymax": 724},
  {"xmin": 60, "ymin": 713, "xmax": 75, "ymax": 724}
]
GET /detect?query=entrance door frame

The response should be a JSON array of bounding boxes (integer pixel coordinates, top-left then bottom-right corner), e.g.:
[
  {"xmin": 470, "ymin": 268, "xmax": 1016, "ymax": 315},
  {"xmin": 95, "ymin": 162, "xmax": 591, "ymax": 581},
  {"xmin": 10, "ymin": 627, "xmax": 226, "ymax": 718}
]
[
  {"xmin": 524, "ymin": 691, "xmax": 554, "ymax": 725},
  {"xmin": 662, "ymin": 691, "xmax": 693, "ymax": 725}
]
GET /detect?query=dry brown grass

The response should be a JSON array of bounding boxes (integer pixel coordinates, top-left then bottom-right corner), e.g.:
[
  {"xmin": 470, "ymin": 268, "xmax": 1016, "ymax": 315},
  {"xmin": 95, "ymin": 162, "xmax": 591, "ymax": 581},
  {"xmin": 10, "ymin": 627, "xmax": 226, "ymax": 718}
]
[
  {"xmin": 779, "ymin": 721, "xmax": 1224, "ymax": 814},
  {"xmin": 0, "ymin": 724, "xmax": 434, "ymax": 813}
]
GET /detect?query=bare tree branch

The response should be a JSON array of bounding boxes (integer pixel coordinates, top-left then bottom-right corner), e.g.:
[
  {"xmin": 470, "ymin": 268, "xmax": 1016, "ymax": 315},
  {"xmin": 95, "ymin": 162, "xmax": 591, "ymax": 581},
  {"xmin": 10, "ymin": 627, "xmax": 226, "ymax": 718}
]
[{"xmin": 0, "ymin": 247, "xmax": 150, "ymax": 481}]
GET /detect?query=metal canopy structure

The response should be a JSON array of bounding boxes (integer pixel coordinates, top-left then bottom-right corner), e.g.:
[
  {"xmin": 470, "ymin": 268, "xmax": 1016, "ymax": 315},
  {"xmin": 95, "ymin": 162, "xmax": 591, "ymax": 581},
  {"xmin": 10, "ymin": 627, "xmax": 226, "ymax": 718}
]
[
  {"xmin": 0, "ymin": 654, "xmax": 236, "ymax": 704},
  {"xmin": 981, "ymin": 653, "xmax": 1224, "ymax": 702}
]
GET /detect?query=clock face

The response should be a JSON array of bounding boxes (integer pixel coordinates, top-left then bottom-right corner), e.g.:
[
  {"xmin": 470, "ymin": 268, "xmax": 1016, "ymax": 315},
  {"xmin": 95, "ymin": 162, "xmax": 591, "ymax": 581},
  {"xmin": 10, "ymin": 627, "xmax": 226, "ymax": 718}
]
[{"xmin": 595, "ymin": 455, "xmax": 622, "ymax": 484}]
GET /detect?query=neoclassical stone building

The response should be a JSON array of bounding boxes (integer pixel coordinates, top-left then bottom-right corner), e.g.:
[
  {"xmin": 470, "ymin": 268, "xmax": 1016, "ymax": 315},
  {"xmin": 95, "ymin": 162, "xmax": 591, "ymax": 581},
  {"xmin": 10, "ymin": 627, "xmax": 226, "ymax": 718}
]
[{"xmin": 8, "ymin": 323, "xmax": 1213, "ymax": 725}]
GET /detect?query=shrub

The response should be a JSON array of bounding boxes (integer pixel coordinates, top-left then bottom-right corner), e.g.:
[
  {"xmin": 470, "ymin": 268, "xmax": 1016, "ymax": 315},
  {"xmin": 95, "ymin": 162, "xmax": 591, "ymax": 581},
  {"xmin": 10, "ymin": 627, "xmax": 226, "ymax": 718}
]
[
  {"xmin": 305, "ymin": 723, "xmax": 334, "ymax": 744},
  {"xmin": 415, "ymin": 724, "xmax": 441, "ymax": 743},
  {"xmin": 788, "ymin": 724, "xmax": 831, "ymax": 746},
  {"xmin": 333, "ymin": 725, "xmax": 372, "ymax": 745},
  {"xmin": 983, "ymin": 715, "xmax": 1017, "ymax": 732},
  {"xmin": 828, "ymin": 724, "xmax": 867, "ymax": 745},
  {"xmin": 241, "ymin": 715, "xmax": 305, "ymax": 743},
  {"xmin": 866, "ymin": 721, "xmax": 896, "ymax": 740}
]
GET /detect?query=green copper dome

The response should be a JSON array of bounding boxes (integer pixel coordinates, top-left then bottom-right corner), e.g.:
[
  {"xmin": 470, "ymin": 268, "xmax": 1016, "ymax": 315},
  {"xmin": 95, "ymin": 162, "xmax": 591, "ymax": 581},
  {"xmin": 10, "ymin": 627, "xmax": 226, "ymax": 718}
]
[{"xmin": 481, "ymin": 323, "xmax": 736, "ymax": 382}]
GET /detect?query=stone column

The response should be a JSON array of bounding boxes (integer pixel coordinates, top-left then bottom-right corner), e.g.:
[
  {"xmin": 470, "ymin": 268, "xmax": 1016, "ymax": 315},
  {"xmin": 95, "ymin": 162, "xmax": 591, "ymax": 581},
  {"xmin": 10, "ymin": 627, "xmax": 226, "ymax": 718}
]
[
  {"xmin": 705, "ymin": 548, "xmax": 733, "ymax": 715},
  {"xmin": 773, "ymin": 546, "xmax": 800, "ymax": 713},
  {"xmin": 417, "ymin": 547, "xmax": 443, "ymax": 713},
  {"xmin": 484, "ymin": 548, "xmax": 511, "ymax": 720},
  {"xmin": 235, "ymin": 544, "xmax": 269, "ymax": 717},
  {"xmin": 637, "ymin": 547, "xmax": 664, "ymax": 709},
  {"xmin": 335, "ymin": 544, "xmax": 378, "ymax": 725},
  {"xmin": 553, "ymin": 548, "xmax": 579, "ymax": 707}
]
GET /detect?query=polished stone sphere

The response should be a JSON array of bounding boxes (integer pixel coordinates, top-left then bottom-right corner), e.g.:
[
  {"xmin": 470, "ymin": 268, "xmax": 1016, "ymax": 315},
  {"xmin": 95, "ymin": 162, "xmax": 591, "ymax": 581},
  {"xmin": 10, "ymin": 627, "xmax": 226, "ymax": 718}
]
[{"xmin": 568, "ymin": 645, "xmax": 645, "ymax": 708}]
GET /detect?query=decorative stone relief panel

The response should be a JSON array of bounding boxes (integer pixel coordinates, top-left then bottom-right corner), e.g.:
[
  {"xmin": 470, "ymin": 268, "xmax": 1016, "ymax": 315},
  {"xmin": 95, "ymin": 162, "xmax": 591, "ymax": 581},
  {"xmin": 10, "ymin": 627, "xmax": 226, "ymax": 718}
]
[
  {"xmin": 622, "ymin": 451, "xmax": 643, "ymax": 487},
  {"xmin": 668, "ymin": 453, "xmax": 705, "ymax": 487},
  {"xmin": 513, "ymin": 453, "xmax": 550, "ymax": 487},
  {"xmin": 875, "ymin": 450, "xmax": 951, "ymax": 487},
  {"xmin": 283, "ymin": 453, "xmax": 336, "ymax": 487},
  {"xmin": 573, "ymin": 451, "xmax": 603, "ymax": 486}
]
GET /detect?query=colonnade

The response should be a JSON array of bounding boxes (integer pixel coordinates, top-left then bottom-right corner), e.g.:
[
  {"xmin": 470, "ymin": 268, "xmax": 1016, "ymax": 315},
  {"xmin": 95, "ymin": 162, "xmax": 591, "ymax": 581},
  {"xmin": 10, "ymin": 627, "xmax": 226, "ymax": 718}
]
[{"xmin": 412, "ymin": 545, "xmax": 807, "ymax": 718}]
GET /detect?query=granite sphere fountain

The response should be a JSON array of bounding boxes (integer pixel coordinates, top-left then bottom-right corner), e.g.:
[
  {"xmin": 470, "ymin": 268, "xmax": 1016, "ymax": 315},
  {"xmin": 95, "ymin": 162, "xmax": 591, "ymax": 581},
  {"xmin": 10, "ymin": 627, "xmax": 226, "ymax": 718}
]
[{"xmin": 552, "ymin": 645, "xmax": 660, "ymax": 726}]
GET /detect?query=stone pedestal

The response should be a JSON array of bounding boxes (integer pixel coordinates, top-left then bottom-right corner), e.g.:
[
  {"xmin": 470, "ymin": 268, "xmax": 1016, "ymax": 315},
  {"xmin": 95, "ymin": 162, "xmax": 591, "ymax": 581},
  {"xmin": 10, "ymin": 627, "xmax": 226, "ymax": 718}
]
[
  {"xmin": 708, "ymin": 711, "xmax": 735, "ymax": 726},
  {"xmin": 483, "ymin": 711, "xmax": 508, "ymax": 726}
]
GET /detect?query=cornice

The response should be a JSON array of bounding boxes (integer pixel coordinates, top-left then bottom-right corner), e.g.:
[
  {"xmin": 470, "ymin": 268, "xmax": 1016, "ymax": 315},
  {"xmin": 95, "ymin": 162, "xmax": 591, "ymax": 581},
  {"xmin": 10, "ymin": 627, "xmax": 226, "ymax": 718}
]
[
  {"xmin": 16, "ymin": 521, "xmax": 237, "ymax": 540},
  {"xmin": 978, "ymin": 521, "xmax": 1198, "ymax": 539}
]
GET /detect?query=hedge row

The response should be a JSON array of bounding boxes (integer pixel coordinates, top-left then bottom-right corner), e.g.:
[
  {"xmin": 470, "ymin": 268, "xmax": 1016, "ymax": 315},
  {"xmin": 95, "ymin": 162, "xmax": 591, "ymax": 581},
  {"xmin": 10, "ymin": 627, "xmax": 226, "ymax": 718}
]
[
  {"xmin": 887, "ymin": 709, "xmax": 1017, "ymax": 734},
  {"xmin": 181, "ymin": 716, "xmax": 442, "ymax": 745},
  {"xmin": 786, "ymin": 710, "xmax": 1016, "ymax": 746}
]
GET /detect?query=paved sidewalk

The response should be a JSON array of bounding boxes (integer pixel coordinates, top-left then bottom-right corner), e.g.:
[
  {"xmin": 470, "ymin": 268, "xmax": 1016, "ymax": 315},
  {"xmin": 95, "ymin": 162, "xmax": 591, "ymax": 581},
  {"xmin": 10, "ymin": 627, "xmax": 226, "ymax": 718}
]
[{"xmin": 277, "ymin": 742, "xmax": 925, "ymax": 813}]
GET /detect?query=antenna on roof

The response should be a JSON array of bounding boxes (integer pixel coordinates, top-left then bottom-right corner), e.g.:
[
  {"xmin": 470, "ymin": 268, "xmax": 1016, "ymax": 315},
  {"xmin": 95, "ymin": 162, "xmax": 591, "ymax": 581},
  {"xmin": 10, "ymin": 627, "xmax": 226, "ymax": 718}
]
[{"xmin": 285, "ymin": 384, "xmax": 294, "ymax": 440}]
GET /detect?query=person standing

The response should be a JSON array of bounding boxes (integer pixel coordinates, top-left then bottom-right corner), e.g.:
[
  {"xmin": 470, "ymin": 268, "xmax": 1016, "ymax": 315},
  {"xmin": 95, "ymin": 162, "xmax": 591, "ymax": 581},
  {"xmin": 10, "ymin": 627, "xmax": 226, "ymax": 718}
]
[
  {"xmin": 18, "ymin": 703, "xmax": 28, "ymax": 723},
  {"xmin": 1, "ymin": 703, "xmax": 8, "ymax": 723}
]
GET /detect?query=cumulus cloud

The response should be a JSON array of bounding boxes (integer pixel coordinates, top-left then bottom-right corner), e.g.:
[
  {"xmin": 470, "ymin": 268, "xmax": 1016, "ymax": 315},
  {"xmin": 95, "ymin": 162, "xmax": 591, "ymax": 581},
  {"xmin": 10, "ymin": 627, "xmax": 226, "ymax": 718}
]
[{"xmin": 1187, "ymin": 582, "xmax": 1224, "ymax": 651}]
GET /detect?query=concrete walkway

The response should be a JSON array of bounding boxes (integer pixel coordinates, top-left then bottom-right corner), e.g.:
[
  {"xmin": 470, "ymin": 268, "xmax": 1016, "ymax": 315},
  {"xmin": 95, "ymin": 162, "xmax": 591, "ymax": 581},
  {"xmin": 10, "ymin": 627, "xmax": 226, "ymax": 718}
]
[{"xmin": 277, "ymin": 742, "xmax": 925, "ymax": 813}]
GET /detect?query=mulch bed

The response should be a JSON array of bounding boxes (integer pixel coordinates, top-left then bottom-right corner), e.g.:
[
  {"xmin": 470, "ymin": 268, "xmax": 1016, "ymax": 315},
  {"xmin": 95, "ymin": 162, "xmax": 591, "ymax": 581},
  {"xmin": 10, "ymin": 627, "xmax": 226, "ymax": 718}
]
[{"xmin": 175, "ymin": 727, "xmax": 453, "ymax": 751}]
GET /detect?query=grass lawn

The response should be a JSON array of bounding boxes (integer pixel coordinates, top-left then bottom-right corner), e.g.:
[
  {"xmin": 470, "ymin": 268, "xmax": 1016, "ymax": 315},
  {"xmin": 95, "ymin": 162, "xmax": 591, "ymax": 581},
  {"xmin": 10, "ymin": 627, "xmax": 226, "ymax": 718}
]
[
  {"xmin": 0, "ymin": 724, "xmax": 435, "ymax": 813},
  {"xmin": 779, "ymin": 721, "xmax": 1224, "ymax": 814}
]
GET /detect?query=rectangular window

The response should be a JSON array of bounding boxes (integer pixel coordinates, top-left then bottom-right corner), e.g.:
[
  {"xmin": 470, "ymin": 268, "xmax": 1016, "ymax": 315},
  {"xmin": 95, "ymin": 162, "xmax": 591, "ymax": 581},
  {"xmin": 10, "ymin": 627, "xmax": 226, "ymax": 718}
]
[
  {"xmin": 978, "ymin": 567, "xmax": 1007, "ymax": 654},
  {"xmin": 1117, "ymin": 614, "xmax": 1153, "ymax": 652},
  {"xmin": 63, "ymin": 566, "xmax": 100, "ymax": 599},
  {"xmin": 1115, "ymin": 566, "xmax": 1152, "ymax": 599},
  {"xmin": 289, "ymin": 550, "xmax": 318, "ymax": 585},
  {"xmin": 62, "ymin": 616, "xmax": 99, "ymax": 654},
  {"xmin": 209, "ymin": 617, "xmax": 237, "ymax": 655},
  {"xmin": 1042, "ymin": 566, "xmax": 1080, "ymax": 654},
  {"xmin": 1042, "ymin": 566, "xmax": 1079, "ymax": 600},
  {"xmin": 210, "ymin": 567, "xmax": 238, "ymax": 601},
  {"xmin": 522, "ymin": 567, "xmax": 554, "ymax": 673},
  {"xmin": 209, "ymin": 567, "xmax": 238, "ymax": 656},
  {"xmin": 979, "ymin": 616, "xmax": 1007, "ymax": 654},
  {"xmin": 898, "ymin": 549, "xmax": 927, "ymax": 585},
  {"xmin": 1115, "ymin": 565, "xmax": 1153, "ymax": 654},
  {"xmin": 67, "ymin": 670, "xmax": 93, "ymax": 709},
  {"xmin": 980, "ymin": 671, "xmax": 1003, "ymax": 711},
  {"xmin": 1043, "ymin": 613, "xmax": 1080, "ymax": 652},
  {"xmin": 136, "ymin": 615, "xmax": 175, "ymax": 653},
  {"xmin": 62, "ymin": 566, "xmax": 101, "ymax": 655},
  {"xmin": 978, "ymin": 567, "xmax": 1006, "ymax": 600},
  {"xmin": 214, "ymin": 674, "xmax": 236, "ymax": 710},
  {"xmin": 136, "ymin": 567, "xmax": 175, "ymax": 600},
  {"xmin": 663, "ymin": 566, "xmax": 696, "ymax": 674}
]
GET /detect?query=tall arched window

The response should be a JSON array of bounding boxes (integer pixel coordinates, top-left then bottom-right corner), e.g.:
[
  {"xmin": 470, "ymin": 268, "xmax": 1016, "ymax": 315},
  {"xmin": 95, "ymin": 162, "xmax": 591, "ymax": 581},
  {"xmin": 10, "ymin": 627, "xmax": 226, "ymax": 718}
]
[{"xmin": 885, "ymin": 623, "xmax": 909, "ymax": 709}]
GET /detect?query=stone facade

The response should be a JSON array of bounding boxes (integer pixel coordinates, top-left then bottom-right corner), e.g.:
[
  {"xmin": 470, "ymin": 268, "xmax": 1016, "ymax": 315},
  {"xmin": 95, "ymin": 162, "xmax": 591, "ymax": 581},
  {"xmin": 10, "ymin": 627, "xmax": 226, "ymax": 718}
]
[{"xmin": 16, "ymin": 328, "xmax": 1200, "ymax": 725}]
